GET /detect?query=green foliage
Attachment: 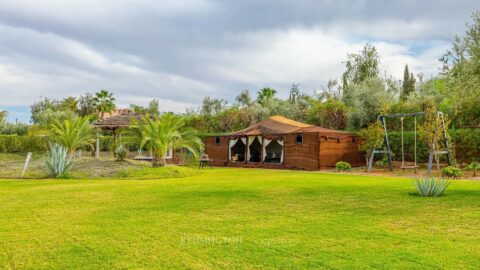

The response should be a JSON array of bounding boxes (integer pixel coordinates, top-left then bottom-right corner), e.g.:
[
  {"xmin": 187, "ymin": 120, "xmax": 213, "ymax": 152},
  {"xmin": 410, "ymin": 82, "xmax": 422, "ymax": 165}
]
[
  {"xmin": 467, "ymin": 161, "xmax": 480, "ymax": 177},
  {"xmin": 49, "ymin": 117, "xmax": 95, "ymax": 154},
  {"xmin": 256, "ymin": 87, "xmax": 277, "ymax": 107},
  {"xmin": 115, "ymin": 145, "xmax": 128, "ymax": 161},
  {"xmin": 0, "ymin": 134, "xmax": 48, "ymax": 153},
  {"xmin": 346, "ymin": 78, "xmax": 394, "ymax": 129},
  {"xmin": 93, "ymin": 90, "xmax": 116, "ymax": 119},
  {"xmin": 466, "ymin": 161, "xmax": 480, "ymax": 177},
  {"xmin": 441, "ymin": 166, "xmax": 463, "ymax": 178},
  {"xmin": 440, "ymin": 11, "xmax": 480, "ymax": 127},
  {"xmin": 343, "ymin": 43, "xmax": 380, "ymax": 86},
  {"xmin": 0, "ymin": 121, "xmax": 28, "ymax": 135},
  {"xmin": 132, "ymin": 114, "xmax": 204, "ymax": 167},
  {"xmin": 77, "ymin": 93, "xmax": 98, "ymax": 118},
  {"xmin": 308, "ymin": 98, "xmax": 348, "ymax": 130},
  {"xmin": 335, "ymin": 161, "xmax": 351, "ymax": 172},
  {"xmin": 358, "ymin": 122, "xmax": 384, "ymax": 158},
  {"xmin": 130, "ymin": 99, "xmax": 160, "ymax": 117},
  {"xmin": 44, "ymin": 143, "xmax": 74, "ymax": 178},
  {"xmin": 413, "ymin": 177, "xmax": 451, "ymax": 197},
  {"xmin": 401, "ymin": 64, "xmax": 416, "ymax": 101}
]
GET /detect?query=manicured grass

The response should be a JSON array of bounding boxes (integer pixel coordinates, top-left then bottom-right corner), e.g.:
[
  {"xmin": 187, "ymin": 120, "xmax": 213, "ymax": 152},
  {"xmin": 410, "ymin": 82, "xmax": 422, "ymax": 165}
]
[{"xmin": 0, "ymin": 168, "xmax": 479, "ymax": 269}]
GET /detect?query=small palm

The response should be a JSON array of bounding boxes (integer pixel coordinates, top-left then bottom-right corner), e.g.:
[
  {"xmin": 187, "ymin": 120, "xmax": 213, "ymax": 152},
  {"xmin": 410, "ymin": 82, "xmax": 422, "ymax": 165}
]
[
  {"xmin": 467, "ymin": 161, "xmax": 480, "ymax": 177},
  {"xmin": 49, "ymin": 117, "xmax": 95, "ymax": 155},
  {"xmin": 132, "ymin": 114, "xmax": 203, "ymax": 167}
]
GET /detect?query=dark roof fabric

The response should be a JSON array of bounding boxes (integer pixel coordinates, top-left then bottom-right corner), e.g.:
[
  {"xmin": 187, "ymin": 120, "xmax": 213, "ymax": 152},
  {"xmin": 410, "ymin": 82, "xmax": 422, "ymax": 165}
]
[
  {"xmin": 93, "ymin": 113, "xmax": 142, "ymax": 129},
  {"xmin": 229, "ymin": 116, "xmax": 354, "ymax": 138}
]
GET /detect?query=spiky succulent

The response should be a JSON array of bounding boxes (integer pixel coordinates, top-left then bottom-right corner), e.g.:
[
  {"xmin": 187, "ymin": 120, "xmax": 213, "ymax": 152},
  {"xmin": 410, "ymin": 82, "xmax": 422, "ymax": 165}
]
[
  {"xmin": 413, "ymin": 177, "xmax": 451, "ymax": 197},
  {"xmin": 44, "ymin": 143, "xmax": 74, "ymax": 178}
]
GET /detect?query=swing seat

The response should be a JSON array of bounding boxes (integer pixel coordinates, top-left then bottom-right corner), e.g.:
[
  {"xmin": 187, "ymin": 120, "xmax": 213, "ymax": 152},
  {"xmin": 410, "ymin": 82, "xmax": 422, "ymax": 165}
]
[{"xmin": 400, "ymin": 165, "xmax": 418, "ymax": 169}]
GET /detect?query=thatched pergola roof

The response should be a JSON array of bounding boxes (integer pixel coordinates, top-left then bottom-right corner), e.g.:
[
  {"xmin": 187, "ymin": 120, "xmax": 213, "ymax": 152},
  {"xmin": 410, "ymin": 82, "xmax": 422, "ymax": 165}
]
[{"xmin": 93, "ymin": 113, "xmax": 142, "ymax": 130}]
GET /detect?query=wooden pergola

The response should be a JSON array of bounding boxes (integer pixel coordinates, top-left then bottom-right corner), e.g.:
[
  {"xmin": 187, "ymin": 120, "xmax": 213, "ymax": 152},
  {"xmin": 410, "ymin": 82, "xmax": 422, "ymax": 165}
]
[{"xmin": 93, "ymin": 113, "xmax": 142, "ymax": 157}]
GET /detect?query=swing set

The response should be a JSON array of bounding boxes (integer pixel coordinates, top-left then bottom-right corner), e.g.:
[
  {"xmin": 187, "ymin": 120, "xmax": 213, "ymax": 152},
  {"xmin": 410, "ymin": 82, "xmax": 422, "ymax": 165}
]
[{"xmin": 367, "ymin": 111, "xmax": 452, "ymax": 176}]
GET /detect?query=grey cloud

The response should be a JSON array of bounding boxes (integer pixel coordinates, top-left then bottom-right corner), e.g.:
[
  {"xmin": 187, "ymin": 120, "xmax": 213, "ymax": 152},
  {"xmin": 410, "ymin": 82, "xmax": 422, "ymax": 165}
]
[{"xmin": 0, "ymin": 0, "xmax": 477, "ymax": 120}]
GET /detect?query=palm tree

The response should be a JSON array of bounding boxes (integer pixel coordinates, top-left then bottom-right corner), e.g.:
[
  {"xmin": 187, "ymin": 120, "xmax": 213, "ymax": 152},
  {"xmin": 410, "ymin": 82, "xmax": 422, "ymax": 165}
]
[
  {"xmin": 49, "ymin": 116, "xmax": 95, "ymax": 155},
  {"xmin": 256, "ymin": 87, "xmax": 277, "ymax": 107},
  {"xmin": 93, "ymin": 90, "xmax": 116, "ymax": 119},
  {"xmin": 467, "ymin": 161, "xmax": 480, "ymax": 177},
  {"xmin": 61, "ymin": 96, "xmax": 78, "ymax": 112},
  {"xmin": 131, "ymin": 114, "xmax": 204, "ymax": 167}
]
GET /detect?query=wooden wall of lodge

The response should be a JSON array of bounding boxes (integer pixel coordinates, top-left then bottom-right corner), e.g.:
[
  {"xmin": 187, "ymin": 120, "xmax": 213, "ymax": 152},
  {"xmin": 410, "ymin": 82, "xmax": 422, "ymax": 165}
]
[{"xmin": 204, "ymin": 133, "xmax": 364, "ymax": 170}]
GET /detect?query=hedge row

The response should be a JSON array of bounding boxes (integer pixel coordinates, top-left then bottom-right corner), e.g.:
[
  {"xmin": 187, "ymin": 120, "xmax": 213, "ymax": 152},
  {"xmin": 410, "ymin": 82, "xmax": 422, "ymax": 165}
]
[
  {"xmin": 0, "ymin": 135, "xmax": 48, "ymax": 153},
  {"xmin": 387, "ymin": 129, "xmax": 480, "ymax": 163}
]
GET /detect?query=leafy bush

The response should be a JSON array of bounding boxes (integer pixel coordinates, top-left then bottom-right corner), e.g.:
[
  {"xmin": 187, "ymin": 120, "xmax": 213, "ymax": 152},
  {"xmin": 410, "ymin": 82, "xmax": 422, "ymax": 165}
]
[
  {"xmin": 115, "ymin": 145, "xmax": 128, "ymax": 161},
  {"xmin": 413, "ymin": 177, "xmax": 451, "ymax": 197},
  {"xmin": 0, "ymin": 134, "xmax": 48, "ymax": 153},
  {"xmin": 441, "ymin": 166, "xmax": 463, "ymax": 178},
  {"xmin": 335, "ymin": 161, "xmax": 351, "ymax": 172},
  {"xmin": 466, "ymin": 161, "xmax": 480, "ymax": 177},
  {"xmin": 44, "ymin": 143, "xmax": 74, "ymax": 178},
  {"xmin": 0, "ymin": 121, "xmax": 28, "ymax": 135},
  {"xmin": 387, "ymin": 129, "xmax": 480, "ymax": 164}
]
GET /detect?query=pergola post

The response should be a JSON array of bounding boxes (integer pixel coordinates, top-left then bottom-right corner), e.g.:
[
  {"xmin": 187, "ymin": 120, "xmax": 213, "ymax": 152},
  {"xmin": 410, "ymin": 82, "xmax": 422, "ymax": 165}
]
[
  {"xmin": 96, "ymin": 131, "xmax": 100, "ymax": 159},
  {"xmin": 113, "ymin": 128, "xmax": 118, "ymax": 157}
]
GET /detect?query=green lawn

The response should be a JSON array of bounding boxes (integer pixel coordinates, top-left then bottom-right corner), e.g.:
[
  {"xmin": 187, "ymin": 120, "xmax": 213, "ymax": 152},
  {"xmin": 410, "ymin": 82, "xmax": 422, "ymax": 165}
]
[{"xmin": 0, "ymin": 168, "xmax": 479, "ymax": 269}]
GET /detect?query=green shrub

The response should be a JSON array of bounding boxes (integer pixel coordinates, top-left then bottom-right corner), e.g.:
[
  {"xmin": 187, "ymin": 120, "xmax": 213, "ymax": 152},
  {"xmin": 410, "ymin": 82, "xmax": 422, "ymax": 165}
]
[
  {"xmin": 115, "ymin": 145, "xmax": 128, "ymax": 161},
  {"xmin": 0, "ymin": 134, "xmax": 48, "ymax": 153},
  {"xmin": 466, "ymin": 161, "xmax": 480, "ymax": 177},
  {"xmin": 335, "ymin": 161, "xmax": 352, "ymax": 172},
  {"xmin": 413, "ymin": 177, "xmax": 451, "ymax": 197},
  {"xmin": 441, "ymin": 166, "xmax": 463, "ymax": 178},
  {"xmin": 386, "ymin": 129, "xmax": 480, "ymax": 164},
  {"xmin": 44, "ymin": 143, "xmax": 74, "ymax": 178}
]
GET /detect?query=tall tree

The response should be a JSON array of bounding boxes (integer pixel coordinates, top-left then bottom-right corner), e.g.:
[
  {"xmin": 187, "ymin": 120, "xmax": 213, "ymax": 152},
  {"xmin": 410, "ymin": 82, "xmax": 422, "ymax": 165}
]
[
  {"xmin": 441, "ymin": 11, "xmax": 480, "ymax": 126},
  {"xmin": 30, "ymin": 97, "xmax": 62, "ymax": 124},
  {"xmin": 77, "ymin": 93, "xmax": 97, "ymax": 118},
  {"xmin": 93, "ymin": 90, "xmax": 116, "ymax": 119},
  {"xmin": 256, "ymin": 87, "xmax": 277, "ymax": 107},
  {"xmin": 400, "ymin": 64, "xmax": 416, "ymax": 101},
  {"xmin": 148, "ymin": 99, "xmax": 160, "ymax": 117},
  {"xmin": 342, "ymin": 43, "xmax": 381, "ymax": 105},
  {"xmin": 235, "ymin": 90, "xmax": 254, "ymax": 108}
]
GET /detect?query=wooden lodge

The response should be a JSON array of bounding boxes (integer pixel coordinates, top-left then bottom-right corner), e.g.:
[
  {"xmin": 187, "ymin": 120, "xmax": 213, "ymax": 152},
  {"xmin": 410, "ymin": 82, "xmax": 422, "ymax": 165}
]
[{"xmin": 204, "ymin": 116, "xmax": 364, "ymax": 170}]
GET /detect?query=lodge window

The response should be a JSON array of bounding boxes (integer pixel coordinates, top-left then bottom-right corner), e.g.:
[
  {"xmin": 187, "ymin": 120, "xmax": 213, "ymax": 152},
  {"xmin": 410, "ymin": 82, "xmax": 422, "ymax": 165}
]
[
  {"xmin": 295, "ymin": 134, "xmax": 303, "ymax": 144},
  {"xmin": 215, "ymin": 136, "xmax": 221, "ymax": 145}
]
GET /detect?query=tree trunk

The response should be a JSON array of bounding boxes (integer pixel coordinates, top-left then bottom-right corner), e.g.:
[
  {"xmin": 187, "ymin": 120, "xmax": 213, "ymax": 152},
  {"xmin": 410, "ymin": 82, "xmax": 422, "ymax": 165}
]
[
  {"xmin": 365, "ymin": 155, "xmax": 369, "ymax": 172},
  {"xmin": 152, "ymin": 156, "xmax": 166, "ymax": 167},
  {"xmin": 474, "ymin": 169, "xmax": 477, "ymax": 177}
]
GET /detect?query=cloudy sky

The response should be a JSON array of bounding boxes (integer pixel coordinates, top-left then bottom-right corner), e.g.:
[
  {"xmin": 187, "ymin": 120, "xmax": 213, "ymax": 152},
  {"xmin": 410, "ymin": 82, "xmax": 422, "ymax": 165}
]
[{"xmin": 0, "ymin": 0, "xmax": 477, "ymax": 122}]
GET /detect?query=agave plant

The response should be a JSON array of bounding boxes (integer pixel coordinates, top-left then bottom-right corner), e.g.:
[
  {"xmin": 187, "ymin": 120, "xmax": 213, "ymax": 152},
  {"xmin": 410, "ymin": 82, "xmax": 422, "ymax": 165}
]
[
  {"xmin": 413, "ymin": 177, "xmax": 451, "ymax": 197},
  {"xmin": 115, "ymin": 145, "xmax": 128, "ymax": 161},
  {"xmin": 44, "ymin": 143, "xmax": 74, "ymax": 178}
]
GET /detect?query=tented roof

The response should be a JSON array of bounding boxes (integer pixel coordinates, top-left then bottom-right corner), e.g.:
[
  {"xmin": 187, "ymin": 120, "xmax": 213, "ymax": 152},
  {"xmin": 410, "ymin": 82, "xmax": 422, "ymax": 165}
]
[{"xmin": 229, "ymin": 116, "xmax": 354, "ymax": 138}]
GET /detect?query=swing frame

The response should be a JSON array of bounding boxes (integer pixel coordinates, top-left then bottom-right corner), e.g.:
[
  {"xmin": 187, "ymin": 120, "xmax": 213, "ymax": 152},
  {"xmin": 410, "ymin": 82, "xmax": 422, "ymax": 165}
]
[{"xmin": 367, "ymin": 111, "xmax": 451, "ymax": 177}]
